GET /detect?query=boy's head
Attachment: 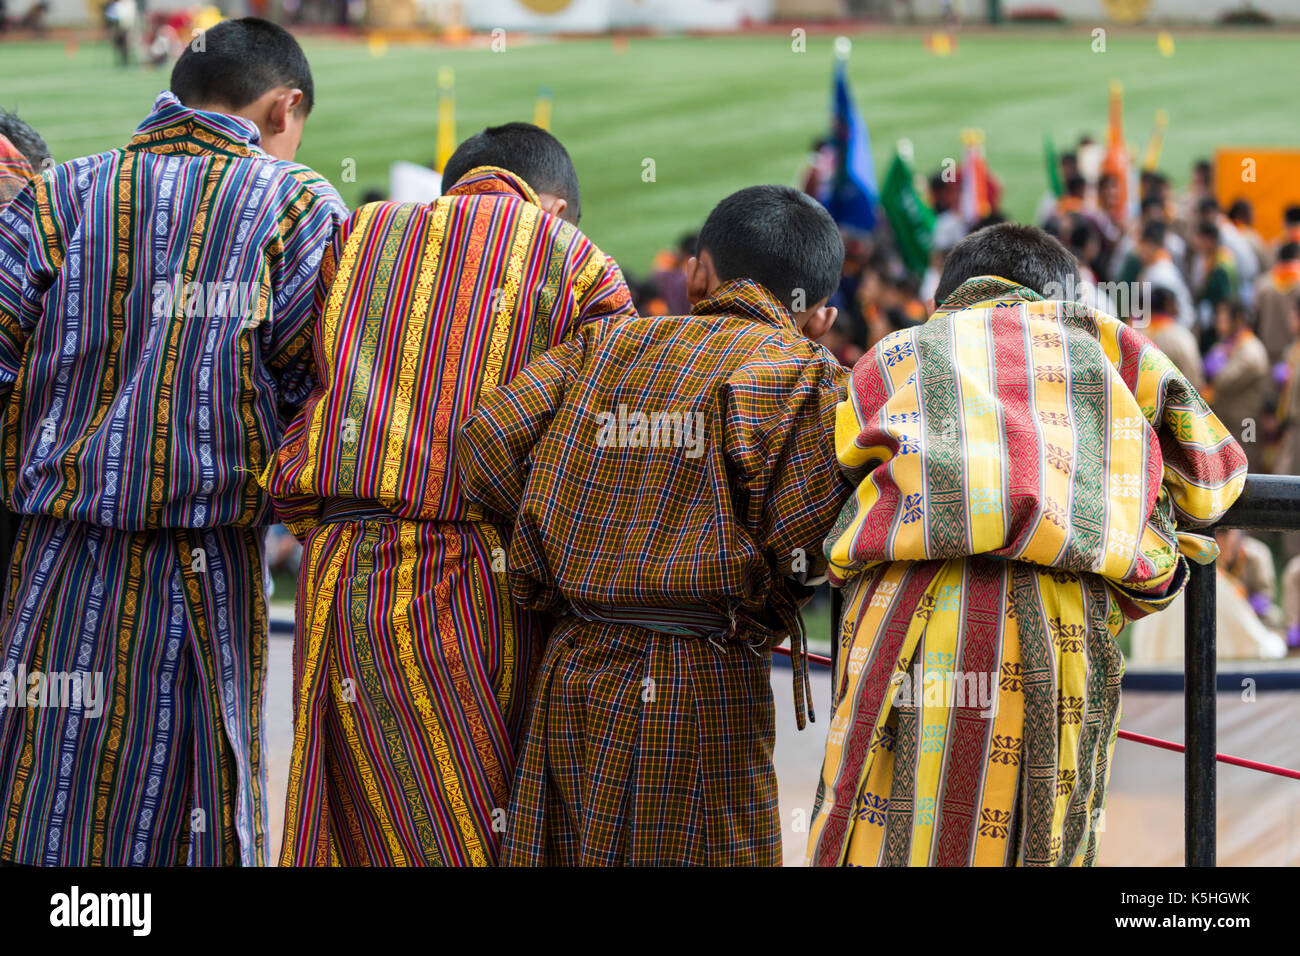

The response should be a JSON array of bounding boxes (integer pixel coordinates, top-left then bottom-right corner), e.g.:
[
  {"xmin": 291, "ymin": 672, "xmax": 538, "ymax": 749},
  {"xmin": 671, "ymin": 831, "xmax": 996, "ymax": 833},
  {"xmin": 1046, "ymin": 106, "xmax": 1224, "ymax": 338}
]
[
  {"xmin": 170, "ymin": 18, "xmax": 314, "ymax": 162},
  {"xmin": 0, "ymin": 109, "xmax": 51, "ymax": 172},
  {"xmin": 442, "ymin": 122, "xmax": 581, "ymax": 224},
  {"xmin": 689, "ymin": 185, "xmax": 844, "ymax": 338},
  {"xmin": 935, "ymin": 222, "xmax": 1080, "ymax": 304}
]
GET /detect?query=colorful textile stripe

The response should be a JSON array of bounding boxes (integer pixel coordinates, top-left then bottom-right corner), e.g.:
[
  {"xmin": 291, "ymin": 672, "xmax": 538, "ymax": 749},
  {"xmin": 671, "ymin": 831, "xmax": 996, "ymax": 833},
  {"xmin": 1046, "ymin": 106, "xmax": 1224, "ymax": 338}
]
[
  {"xmin": 263, "ymin": 166, "xmax": 635, "ymax": 534},
  {"xmin": 0, "ymin": 91, "xmax": 345, "ymax": 531},
  {"xmin": 0, "ymin": 516, "xmax": 268, "ymax": 866},
  {"xmin": 807, "ymin": 276, "xmax": 1246, "ymax": 867},
  {"xmin": 279, "ymin": 517, "xmax": 541, "ymax": 866}
]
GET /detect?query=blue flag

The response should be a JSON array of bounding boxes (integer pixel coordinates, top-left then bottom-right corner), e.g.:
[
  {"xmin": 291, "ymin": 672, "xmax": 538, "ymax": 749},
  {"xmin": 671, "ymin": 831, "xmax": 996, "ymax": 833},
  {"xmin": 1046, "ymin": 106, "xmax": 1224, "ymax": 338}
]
[{"xmin": 825, "ymin": 59, "xmax": 878, "ymax": 232}]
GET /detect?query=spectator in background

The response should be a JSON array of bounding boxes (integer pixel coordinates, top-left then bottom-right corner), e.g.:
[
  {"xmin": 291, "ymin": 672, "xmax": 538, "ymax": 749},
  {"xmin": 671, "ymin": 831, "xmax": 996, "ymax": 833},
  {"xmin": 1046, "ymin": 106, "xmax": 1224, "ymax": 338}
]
[
  {"xmin": 0, "ymin": 108, "xmax": 47, "ymax": 205},
  {"xmin": 1255, "ymin": 241, "xmax": 1300, "ymax": 369},
  {"xmin": 1192, "ymin": 219, "xmax": 1240, "ymax": 340},
  {"xmin": 1204, "ymin": 300, "xmax": 1269, "ymax": 471},
  {"xmin": 1139, "ymin": 286, "xmax": 1203, "ymax": 391},
  {"xmin": 1228, "ymin": 198, "xmax": 1269, "ymax": 271},
  {"xmin": 1272, "ymin": 205, "xmax": 1300, "ymax": 262},
  {"xmin": 1217, "ymin": 529, "xmax": 1282, "ymax": 629},
  {"xmin": 1199, "ymin": 196, "xmax": 1258, "ymax": 306},
  {"xmin": 1136, "ymin": 220, "xmax": 1196, "ymax": 328}
]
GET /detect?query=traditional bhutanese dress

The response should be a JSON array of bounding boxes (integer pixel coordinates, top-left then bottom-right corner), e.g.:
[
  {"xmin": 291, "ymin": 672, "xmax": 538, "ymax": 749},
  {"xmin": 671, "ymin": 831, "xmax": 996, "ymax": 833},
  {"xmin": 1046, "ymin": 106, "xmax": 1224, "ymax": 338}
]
[
  {"xmin": 0, "ymin": 92, "xmax": 344, "ymax": 866},
  {"xmin": 263, "ymin": 166, "xmax": 635, "ymax": 866},
  {"xmin": 457, "ymin": 279, "xmax": 851, "ymax": 866},
  {"xmin": 806, "ymin": 276, "xmax": 1246, "ymax": 867}
]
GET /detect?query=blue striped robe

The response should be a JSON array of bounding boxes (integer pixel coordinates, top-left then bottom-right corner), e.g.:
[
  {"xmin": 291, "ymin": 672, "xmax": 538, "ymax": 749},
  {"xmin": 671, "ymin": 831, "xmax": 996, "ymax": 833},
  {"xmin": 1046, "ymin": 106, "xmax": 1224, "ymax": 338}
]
[{"xmin": 0, "ymin": 91, "xmax": 344, "ymax": 865}]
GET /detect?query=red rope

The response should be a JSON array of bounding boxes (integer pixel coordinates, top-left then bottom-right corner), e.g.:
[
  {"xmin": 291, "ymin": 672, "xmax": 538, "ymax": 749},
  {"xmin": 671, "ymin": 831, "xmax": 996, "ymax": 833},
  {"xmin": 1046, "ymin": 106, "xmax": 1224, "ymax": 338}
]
[{"xmin": 772, "ymin": 644, "xmax": 1300, "ymax": 782}]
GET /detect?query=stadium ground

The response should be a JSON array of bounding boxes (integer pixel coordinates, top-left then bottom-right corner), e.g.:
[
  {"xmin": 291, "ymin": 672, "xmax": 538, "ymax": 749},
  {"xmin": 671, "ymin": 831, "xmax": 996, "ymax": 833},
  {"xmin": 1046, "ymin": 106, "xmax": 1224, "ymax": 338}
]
[{"xmin": 2, "ymin": 29, "xmax": 1298, "ymax": 269}]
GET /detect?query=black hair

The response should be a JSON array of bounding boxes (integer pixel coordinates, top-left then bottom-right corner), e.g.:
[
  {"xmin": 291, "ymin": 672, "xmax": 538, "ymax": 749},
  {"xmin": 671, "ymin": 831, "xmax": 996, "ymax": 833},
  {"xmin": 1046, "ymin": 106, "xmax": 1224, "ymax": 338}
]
[
  {"xmin": 697, "ymin": 185, "xmax": 844, "ymax": 311},
  {"xmin": 1065, "ymin": 174, "xmax": 1086, "ymax": 197},
  {"xmin": 1196, "ymin": 196, "xmax": 1220, "ymax": 217},
  {"xmin": 934, "ymin": 223, "xmax": 1080, "ymax": 304},
  {"xmin": 1278, "ymin": 241, "xmax": 1300, "ymax": 263},
  {"xmin": 1285, "ymin": 206, "xmax": 1300, "ymax": 227},
  {"xmin": 0, "ymin": 108, "xmax": 51, "ymax": 170},
  {"xmin": 1227, "ymin": 198, "xmax": 1252, "ymax": 223},
  {"xmin": 1140, "ymin": 220, "xmax": 1167, "ymax": 246},
  {"xmin": 1150, "ymin": 286, "xmax": 1177, "ymax": 315},
  {"xmin": 442, "ymin": 122, "xmax": 581, "ymax": 222},
  {"xmin": 1196, "ymin": 220, "xmax": 1221, "ymax": 242},
  {"xmin": 1140, "ymin": 196, "xmax": 1165, "ymax": 218},
  {"xmin": 171, "ymin": 18, "xmax": 315, "ymax": 114}
]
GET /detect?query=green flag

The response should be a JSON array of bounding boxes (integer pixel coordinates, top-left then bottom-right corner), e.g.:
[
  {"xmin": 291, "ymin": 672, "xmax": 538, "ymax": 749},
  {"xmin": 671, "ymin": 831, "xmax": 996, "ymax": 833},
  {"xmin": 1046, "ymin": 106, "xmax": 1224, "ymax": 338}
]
[
  {"xmin": 880, "ymin": 150, "xmax": 934, "ymax": 276},
  {"xmin": 1044, "ymin": 131, "xmax": 1062, "ymax": 198}
]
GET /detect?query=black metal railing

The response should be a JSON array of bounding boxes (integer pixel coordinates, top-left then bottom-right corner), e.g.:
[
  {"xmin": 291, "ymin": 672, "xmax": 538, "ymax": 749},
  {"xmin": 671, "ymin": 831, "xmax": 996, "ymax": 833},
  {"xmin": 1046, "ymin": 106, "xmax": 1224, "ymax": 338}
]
[{"xmin": 1185, "ymin": 473, "xmax": 1300, "ymax": 867}]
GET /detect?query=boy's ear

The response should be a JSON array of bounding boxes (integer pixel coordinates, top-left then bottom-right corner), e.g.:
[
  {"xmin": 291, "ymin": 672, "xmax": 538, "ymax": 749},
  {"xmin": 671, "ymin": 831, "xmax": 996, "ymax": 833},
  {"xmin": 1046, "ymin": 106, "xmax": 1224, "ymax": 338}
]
[
  {"xmin": 803, "ymin": 304, "xmax": 837, "ymax": 341},
  {"xmin": 685, "ymin": 254, "xmax": 711, "ymax": 305}
]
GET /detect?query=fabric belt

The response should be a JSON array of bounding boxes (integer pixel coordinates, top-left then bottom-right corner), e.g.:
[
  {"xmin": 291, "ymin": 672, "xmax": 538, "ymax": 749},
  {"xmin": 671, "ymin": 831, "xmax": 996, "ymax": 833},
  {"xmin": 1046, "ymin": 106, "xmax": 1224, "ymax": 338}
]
[
  {"xmin": 565, "ymin": 590, "xmax": 815, "ymax": 731},
  {"xmin": 320, "ymin": 499, "xmax": 401, "ymax": 524}
]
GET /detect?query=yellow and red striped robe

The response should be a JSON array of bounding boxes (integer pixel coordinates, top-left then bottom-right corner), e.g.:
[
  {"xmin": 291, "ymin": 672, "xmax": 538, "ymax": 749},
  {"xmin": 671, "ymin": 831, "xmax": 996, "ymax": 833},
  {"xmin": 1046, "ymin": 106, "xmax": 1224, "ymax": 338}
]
[
  {"xmin": 807, "ymin": 276, "xmax": 1246, "ymax": 867},
  {"xmin": 263, "ymin": 166, "xmax": 635, "ymax": 866}
]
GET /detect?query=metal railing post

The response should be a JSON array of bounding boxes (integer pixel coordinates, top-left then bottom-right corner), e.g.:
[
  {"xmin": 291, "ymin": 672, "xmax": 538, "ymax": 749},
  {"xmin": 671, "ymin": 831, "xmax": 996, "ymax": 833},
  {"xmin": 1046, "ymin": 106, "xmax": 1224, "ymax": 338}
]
[{"xmin": 1182, "ymin": 557, "xmax": 1217, "ymax": 867}]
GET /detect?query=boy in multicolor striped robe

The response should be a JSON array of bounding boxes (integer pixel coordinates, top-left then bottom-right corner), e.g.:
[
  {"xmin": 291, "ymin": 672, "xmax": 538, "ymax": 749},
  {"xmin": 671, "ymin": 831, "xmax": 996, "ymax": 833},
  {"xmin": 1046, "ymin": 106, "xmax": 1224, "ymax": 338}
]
[
  {"xmin": 806, "ymin": 224, "xmax": 1247, "ymax": 867},
  {"xmin": 262, "ymin": 123, "xmax": 635, "ymax": 866},
  {"xmin": 457, "ymin": 186, "xmax": 851, "ymax": 865},
  {"xmin": 0, "ymin": 19, "xmax": 345, "ymax": 866}
]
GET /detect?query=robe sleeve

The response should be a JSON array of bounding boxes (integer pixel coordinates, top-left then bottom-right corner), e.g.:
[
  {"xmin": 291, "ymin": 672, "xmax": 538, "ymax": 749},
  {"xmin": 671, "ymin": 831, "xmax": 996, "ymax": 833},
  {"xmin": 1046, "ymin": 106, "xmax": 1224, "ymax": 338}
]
[
  {"xmin": 573, "ymin": 245, "xmax": 637, "ymax": 325},
  {"xmin": 0, "ymin": 180, "xmax": 54, "ymax": 394},
  {"xmin": 1128, "ymin": 324, "xmax": 1247, "ymax": 563},
  {"xmin": 265, "ymin": 179, "xmax": 347, "ymax": 418},
  {"xmin": 722, "ymin": 352, "xmax": 850, "ymax": 584},
  {"xmin": 457, "ymin": 321, "xmax": 603, "ymax": 519}
]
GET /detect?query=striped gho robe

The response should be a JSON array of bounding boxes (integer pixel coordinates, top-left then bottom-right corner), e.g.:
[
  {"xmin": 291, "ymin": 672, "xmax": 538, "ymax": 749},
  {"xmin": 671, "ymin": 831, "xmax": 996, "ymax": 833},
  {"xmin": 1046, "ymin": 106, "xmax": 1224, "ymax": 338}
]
[
  {"xmin": 457, "ymin": 279, "xmax": 851, "ymax": 866},
  {"xmin": 805, "ymin": 276, "xmax": 1247, "ymax": 867},
  {"xmin": 0, "ymin": 92, "xmax": 345, "ymax": 866},
  {"xmin": 262, "ymin": 166, "xmax": 635, "ymax": 866}
]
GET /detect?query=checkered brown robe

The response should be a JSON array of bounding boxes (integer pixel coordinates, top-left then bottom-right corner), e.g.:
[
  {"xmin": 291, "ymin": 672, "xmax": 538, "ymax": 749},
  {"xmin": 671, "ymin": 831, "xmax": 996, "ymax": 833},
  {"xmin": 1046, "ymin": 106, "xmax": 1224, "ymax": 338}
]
[{"xmin": 457, "ymin": 279, "xmax": 850, "ymax": 865}]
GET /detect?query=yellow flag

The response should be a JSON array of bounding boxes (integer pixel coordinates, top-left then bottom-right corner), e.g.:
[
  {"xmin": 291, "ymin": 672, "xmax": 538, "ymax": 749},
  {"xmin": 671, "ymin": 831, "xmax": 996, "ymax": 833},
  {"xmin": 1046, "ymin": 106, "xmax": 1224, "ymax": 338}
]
[
  {"xmin": 533, "ymin": 86, "xmax": 553, "ymax": 131},
  {"xmin": 436, "ymin": 67, "xmax": 456, "ymax": 174}
]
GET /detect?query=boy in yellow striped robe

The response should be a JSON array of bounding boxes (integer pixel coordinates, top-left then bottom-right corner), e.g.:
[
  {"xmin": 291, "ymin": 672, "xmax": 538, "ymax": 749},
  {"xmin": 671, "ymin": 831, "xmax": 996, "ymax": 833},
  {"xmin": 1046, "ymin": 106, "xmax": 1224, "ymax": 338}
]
[{"xmin": 807, "ymin": 224, "xmax": 1247, "ymax": 867}]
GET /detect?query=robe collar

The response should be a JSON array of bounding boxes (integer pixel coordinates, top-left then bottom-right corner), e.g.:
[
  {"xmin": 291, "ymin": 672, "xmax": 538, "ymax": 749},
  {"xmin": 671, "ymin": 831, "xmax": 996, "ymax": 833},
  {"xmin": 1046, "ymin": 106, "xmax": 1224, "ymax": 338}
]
[
  {"xmin": 126, "ymin": 91, "xmax": 264, "ymax": 158},
  {"xmin": 691, "ymin": 278, "xmax": 797, "ymax": 334},
  {"xmin": 444, "ymin": 165, "xmax": 542, "ymax": 207},
  {"xmin": 933, "ymin": 275, "xmax": 1045, "ymax": 316}
]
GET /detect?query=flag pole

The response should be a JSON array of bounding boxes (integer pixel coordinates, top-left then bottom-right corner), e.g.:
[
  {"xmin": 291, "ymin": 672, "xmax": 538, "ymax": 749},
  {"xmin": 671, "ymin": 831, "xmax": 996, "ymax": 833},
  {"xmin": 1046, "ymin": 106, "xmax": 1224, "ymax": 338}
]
[{"xmin": 436, "ymin": 66, "xmax": 456, "ymax": 173}]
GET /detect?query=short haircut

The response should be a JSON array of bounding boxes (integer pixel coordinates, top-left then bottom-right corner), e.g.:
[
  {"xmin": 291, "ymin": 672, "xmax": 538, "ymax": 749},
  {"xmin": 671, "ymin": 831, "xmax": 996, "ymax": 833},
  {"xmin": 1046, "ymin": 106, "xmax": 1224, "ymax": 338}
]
[
  {"xmin": 1196, "ymin": 220, "xmax": 1221, "ymax": 242},
  {"xmin": 1196, "ymin": 195, "xmax": 1220, "ymax": 217},
  {"xmin": 1285, "ymin": 205, "xmax": 1300, "ymax": 227},
  {"xmin": 1278, "ymin": 241, "xmax": 1300, "ymax": 263},
  {"xmin": 442, "ymin": 122, "xmax": 581, "ymax": 222},
  {"xmin": 0, "ymin": 109, "xmax": 50, "ymax": 170},
  {"xmin": 1140, "ymin": 220, "xmax": 1167, "ymax": 246},
  {"xmin": 697, "ymin": 185, "xmax": 844, "ymax": 311},
  {"xmin": 1227, "ymin": 198, "xmax": 1252, "ymax": 223},
  {"xmin": 1065, "ymin": 174, "xmax": 1086, "ymax": 196},
  {"xmin": 171, "ymin": 18, "xmax": 315, "ymax": 115},
  {"xmin": 1150, "ymin": 286, "xmax": 1177, "ymax": 315},
  {"xmin": 934, "ymin": 223, "xmax": 1080, "ymax": 304}
]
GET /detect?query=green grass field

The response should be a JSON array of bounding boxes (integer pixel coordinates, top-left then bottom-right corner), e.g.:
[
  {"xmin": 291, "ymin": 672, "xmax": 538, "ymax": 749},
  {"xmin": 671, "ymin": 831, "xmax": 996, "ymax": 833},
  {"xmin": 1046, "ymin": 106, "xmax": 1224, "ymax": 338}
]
[{"xmin": 2, "ymin": 29, "xmax": 1298, "ymax": 271}]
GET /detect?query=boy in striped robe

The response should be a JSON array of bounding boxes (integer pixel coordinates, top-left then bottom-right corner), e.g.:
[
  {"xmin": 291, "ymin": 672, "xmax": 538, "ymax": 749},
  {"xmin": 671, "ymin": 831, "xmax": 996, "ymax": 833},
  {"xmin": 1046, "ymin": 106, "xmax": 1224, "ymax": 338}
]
[
  {"xmin": 0, "ymin": 19, "xmax": 344, "ymax": 866},
  {"xmin": 805, "ymin": 224, "xmax": 1247, "ymax": 866},
  {"xmin": 262, "ymin": 123, "xmax": 635, "ymax": 866}
]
